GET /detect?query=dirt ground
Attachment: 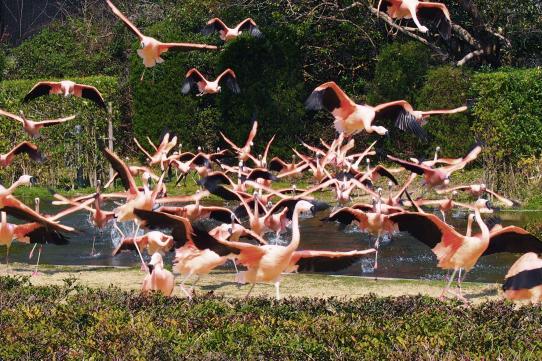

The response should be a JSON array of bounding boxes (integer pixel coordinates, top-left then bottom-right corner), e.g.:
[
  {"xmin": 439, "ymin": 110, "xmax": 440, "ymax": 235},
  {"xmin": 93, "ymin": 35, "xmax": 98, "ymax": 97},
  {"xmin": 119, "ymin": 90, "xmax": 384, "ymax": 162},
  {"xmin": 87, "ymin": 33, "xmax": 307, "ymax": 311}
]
[{"xmin": 0, "ymin": 263, "xmax": 503, "ymax": 303}]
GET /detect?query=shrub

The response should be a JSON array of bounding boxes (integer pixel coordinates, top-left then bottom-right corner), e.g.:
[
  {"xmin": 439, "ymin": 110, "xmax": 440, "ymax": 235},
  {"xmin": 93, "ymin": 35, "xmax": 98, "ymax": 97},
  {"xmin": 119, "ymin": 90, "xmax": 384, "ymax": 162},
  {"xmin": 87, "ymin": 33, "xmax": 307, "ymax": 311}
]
[
  {"xmin": 0, "ymin": 76, "xmax": 122, "ymax": 189},
  {"xmin": 0, "ymin": 278, "xmax": 541, "ymax": 359},
  {"xmin": 470, "ymin": 68, "xmax": 542, "ymax": 166},
  {"xmin": 416, "ymin": 66, "xmax": 474, "ymax": 157}
]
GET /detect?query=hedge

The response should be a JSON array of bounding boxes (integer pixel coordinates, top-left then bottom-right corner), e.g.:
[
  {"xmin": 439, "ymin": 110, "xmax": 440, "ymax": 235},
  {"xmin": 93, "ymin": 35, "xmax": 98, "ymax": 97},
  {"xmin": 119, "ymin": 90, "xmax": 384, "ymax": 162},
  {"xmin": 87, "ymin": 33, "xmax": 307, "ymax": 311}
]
[
  {"xmin": 0, "ymin": 76, "xmax": 122, "ymax": 189},
  {"xmin": 0, "ymin": 276, "xmax": 541, "ymax": 359},
  {"xmin": 470, "ymin": 68, "xmax": 542, "ymax": 166}
]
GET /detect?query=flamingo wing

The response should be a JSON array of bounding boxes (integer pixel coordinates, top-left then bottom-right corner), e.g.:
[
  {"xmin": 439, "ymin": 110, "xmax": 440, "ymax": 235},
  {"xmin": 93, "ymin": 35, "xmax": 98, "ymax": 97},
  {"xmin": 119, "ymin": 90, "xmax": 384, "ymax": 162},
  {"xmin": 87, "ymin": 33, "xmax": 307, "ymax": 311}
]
[
  {"xmin": 387, "ymin": 155, "xmax": 430, "ymax": 176},
  {"xmin": 205, "ymin": 206, "xmax": 239, "ymax": 224},
  {"xmin": 158, "ymin": 42, "xmax": 217, "ymax": 52},
  {"xmin": 191, "ymin": 223, "xmax": 241, "ymax": 257},
  {"xmin": 23, "ymin": 81, "xmax": 60, "ymax": 103},
  {"xmin": 15, "ymin": 223, "xmax": 69, "ymax": 245},
  {"xmin": 102, "ymin": 148, "xmax": 138, "ymax": 194},
  {"xmin": 388, "ymin": 211, "xmax": 462, "ymax": 249},
  {"xmin": 237, "ymin": 18, "xmax": 263, "ymax": 38},
  {"xmin": 133, "ymin": 209, "xmax": 193, "ymax": 248},
  {"xmin": 268, "ymin": 157, "xmax": 287, "ymax": 172},
  {"xmin": 417, "ymin": 3, "xmax": 452, "ymax": 41},
  {"xmin": 293, "ymin": 249, "xmax": 376, "ymax": 272},
  {"xmin": 73, "ymin": 84, "xmax": 106, "ymax": 108},
  {"xmin": 9, "ymin": 141, "xmax": 43, "ymax": 162},
  {"xmin": 0, "ymin": 109, "xmax": 24, "ymax": 122},
  {"xmin": 106, "ymin": 0, "xmax": 144, "ymax": 39},
  {"xmin": 323, "ymin": 207, "xmax": 365, "ymax": 226},
  {"xmin": 483, "ymin": 226, "xmax": 542, "ymax": 256},
  {"xmin": 1, "ymin": 196, "xmax": 74, "ymax": 232},
  {"xmin": 503, "ymin": 267, "xmax": 542, "ymax": 291},
  {"xmin": 201, "ymin": 18, "xmax": 228, "ymax": 35},
  {"xmin": 181, "ymin": 68, "xmax": 207, "ymax": 95},
  {"xmin": 371, "ymin": 165, "xmax": 399, "ymax": 185},
  {"xmin": 374, "ymin": 101, "xmax": 428, "ymax": 142},
  {"xmin": 36, "ymin": 115, "xmax": 77, "ymax": 127},
  {"xmin": 305, "ymin": 81, "xmax": 356, "ymax": 115},
  {"xmin": 216, "ymin": 68, "xmax": 241, "ymax": 94},
  {"xmin": 244, "ymin": 120, "xmax": 258, "ymax": 149},
  {"xmin": 246, "ymin": 168, "xmax": 278, "ymax": 182}
]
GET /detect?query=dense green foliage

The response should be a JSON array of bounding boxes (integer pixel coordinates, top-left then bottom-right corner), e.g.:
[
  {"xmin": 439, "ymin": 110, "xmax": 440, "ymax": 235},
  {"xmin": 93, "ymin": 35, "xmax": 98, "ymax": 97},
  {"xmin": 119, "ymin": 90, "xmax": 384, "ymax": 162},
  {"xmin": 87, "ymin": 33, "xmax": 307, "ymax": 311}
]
[
  {"xmin": 0, "ymin": 77, "xmax": 121, "ymax": 188},
  {"xmin": 471, "ymin": 68, "xmax": 542, "ymax": 165},
  {"xmin": 0, "ymin": 276, "xmax": 541, "ymax": 359}
]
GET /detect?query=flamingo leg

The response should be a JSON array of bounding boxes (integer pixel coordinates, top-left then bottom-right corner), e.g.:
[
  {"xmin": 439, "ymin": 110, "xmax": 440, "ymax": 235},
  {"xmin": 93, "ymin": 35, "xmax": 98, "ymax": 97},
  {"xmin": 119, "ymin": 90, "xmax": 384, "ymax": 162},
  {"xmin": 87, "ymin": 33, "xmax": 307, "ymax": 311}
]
[
  {"xmin": 439, "ymin": 268, "xmax": 458, "ymax": 300},
  {"xmin": 179, "ymin": 274, "xmax": 193, "ymax": 299},
  {"xmin": 245, "ymin": 283, "xmax": 255, "ymax": 299},
  {"xmin": 455, "ymin": 269, "xmax": 470, "ymax": 303},
  {"xmin": 5, "ymin": 246, "xmax": 10, "ymax": 273},
  {"xmin": 374, "ymin": 231, "xmax": 381, "ymax": 270},
  {"xmin": 190, "ymin": 275, "xmax": 201, "ymax": 292},
  {"xmin": 132, "ymin": 223, "xmax": 146, "ymax": 271},
  {"xmin": 32, "ymin": 245, "xmax": 43, "ymax": 276},
  {"xmin": 91, "ymin": 233, "xmax": 96, "ymax": 256},
  {"xmin": 440, "ymin": 210, "xmax": 447, "ymax": 223},
  {"xmin": 232, "ymin": 259, "xmax": 239, "ymax": 274},
  {"xmin": 140, "ymin": 68, "xmax": 146, "ymax": 82},
  {"xmin": 274, "ymin": 281, "xmax": 281, "ymax": 300}
]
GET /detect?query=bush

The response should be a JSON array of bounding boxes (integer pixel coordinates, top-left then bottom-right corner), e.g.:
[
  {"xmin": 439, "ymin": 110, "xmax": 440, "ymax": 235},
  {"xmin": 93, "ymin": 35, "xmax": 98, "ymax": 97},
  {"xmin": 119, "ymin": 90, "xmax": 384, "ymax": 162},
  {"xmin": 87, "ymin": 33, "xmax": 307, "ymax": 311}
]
[
  {"xmin": 416, "ymin": 66, "xmax": 474, "ymax": 157},
  {"xmin": 470, "ymin": 68, "xmax": 542, "ymax": 166},
  {"xmin": 0, "ymin": 277, "xmax": 541, "ymax": 359},
  {"xmin": 0, "ymin": 76, "xmax": 122, "ymax": 189}
]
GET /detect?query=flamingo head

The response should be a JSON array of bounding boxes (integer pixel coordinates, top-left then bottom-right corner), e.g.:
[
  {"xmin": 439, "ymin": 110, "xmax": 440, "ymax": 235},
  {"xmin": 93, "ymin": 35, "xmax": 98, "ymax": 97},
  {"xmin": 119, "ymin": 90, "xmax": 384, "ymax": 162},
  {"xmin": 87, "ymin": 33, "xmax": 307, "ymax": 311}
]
[
  {"xmin": 475, "ymin": 198, "xmax": 493, "ymax": 213},
  {"xmin": 19, "ymin": 174, "xmax": 37, "ymax": 186},
  {"xmin": 217, "ymin": 85, "xmax": 222, "ymax": 93},
  {"xmin": 148, "ymin": 253, "xmax": 163, "ymax": 271},
  {"xmin": 295, "ymin": 200, "xmax": 315, "ymax": 216}
]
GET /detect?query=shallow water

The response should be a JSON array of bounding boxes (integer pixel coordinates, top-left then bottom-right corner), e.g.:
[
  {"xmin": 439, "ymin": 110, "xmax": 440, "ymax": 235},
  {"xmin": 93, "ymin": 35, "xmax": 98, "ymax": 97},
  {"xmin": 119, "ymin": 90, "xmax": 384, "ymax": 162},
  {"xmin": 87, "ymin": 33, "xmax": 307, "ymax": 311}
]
[{"xmin": 2, "ymin": 198, "xmax": 541, "ymax": 284}]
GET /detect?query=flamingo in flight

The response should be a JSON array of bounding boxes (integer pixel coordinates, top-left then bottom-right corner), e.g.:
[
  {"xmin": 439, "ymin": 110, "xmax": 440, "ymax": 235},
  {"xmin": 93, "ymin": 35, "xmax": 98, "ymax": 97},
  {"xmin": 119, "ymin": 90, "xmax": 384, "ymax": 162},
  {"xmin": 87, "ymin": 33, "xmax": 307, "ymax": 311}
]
[
  {"xmin": 181, "ymin": 68, "xmax": 240, "ymax": 96},
  {"xmin": 202, "ymin": 18, "xmax": 262, "ymax": 41},
  {"xmin": 376, "ymin": 0, "xmax": 453, "ymax": 40},
  {"xmin": 0, "ymin": 141, "xmax": 43, "ymax": 167},
  {"xmin": 220, "ymin": 120, "xmax": 258, "ymax": 162},
  {"xmin": 503, "ymin": 253, "xmax": 542, "ymax": 304},
  {"xmin": 389, "ymin": 199, "xmax": 542, "ymax": 301},
  {"xmin": 106, "ymin": 0, "xmax": 217, "ymax": 76},
  {"xmin": 437, "ymin": 184, "xmax": 516, "ymax": 207},
  {"xmin": 0, "ymin": 109, "xmax": 76, "ymax": 138},
  {"xmin": 134, "ymin": 132, "xmax": 177, "ymax": 169},
  {"xmin": 306, "ymin": 82, "xmax": 467, "ymax": 141},
  {"xmin": 387, "ymin": 142, "xmax": 483, "ymax": 189},
  {"xmin": 22, "ymin": 80, "xmax": 106, "ymax": 108}
]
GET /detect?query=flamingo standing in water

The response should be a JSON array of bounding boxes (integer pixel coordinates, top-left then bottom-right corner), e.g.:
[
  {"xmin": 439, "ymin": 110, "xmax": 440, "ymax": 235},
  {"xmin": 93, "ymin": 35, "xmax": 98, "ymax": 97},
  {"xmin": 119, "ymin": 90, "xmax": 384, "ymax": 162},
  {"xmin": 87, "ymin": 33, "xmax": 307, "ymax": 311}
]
[
  {"xmin": 202, "ymin": 18, "xmax": 262, "ymax": 41},
  {"xmin": 141, "ymin": 253, "xmax": 175, "ymax": 297},
  {"xmin": 181, "ymin": 68, "xmax": 240, "ymax": 96},
  {"xmin": 22, "ymin": 80, "xmax": 106, "ymax": 108},
  {"xmin": 376, "ymin": 0, "xmax": 453, "ymax": 40},
  {"xmin": 106, "ymin": 0, "xmax": 217, "ymax": 79},
  {"xmin": 0, "ymin": 109, "xmax": 76, "ymax": 138}
]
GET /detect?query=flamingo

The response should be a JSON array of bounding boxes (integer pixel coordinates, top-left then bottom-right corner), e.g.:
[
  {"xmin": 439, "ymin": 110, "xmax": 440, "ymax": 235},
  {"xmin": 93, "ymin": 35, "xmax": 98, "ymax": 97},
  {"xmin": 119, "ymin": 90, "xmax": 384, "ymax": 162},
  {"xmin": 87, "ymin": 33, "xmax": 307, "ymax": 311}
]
[
  {"xmin": 106, "ymin": 0, "xmax": 216, "ymax": 78},
  {"xmin": 437, "ymin": 184, "xmax": 516, "ymax": 207},
  {"xmin": 220, "ymin": 120, "xmax": 258, "ymax": 162},
  {"xmin": 112, "ymin": 230, "xmax": 174, "ymax": 257},
  {"xmin": 502, "ymin": 253, "xmax": 542, "ymax": 304},
  {"xmin": 305, "ymin": 81, "xmax": 428, "ymax": 141},
  {"xmin": 0, "ymin": 141, "xmax": 43, "ymax": 167},
  {"xmin": 0, "ymin": 175, "xmax": 38, "ymax": 207},
  {"xmin": 141, "ymin": 253, "xmax": 175, "ymax": 297},
  {"xmin": 376, "ymin": 0, "xmax": 453, "ymax": 40},
  {"xmin": 216, "ymin": 200, "xmax": 373, "ymax": 299},
  {"xmin": 133, "ymin": 132, "xmax": 178, "ymax": 169},
  {"xmin": 387, "ymin": 142, "xmax": 483, "ymax": 189},
  {"xmin": 181, "ymin": 68, "xmax": 240, "ymax": 96},
  {"xmin": 0, "ymin": 109, "xmax": 76, "ymax": 138},
  {"xmin": 202, "ymin": 18, "xmax": 262, "ymax": 41},
  {"xmin": 22, "ymin": 80, "xmax": 106, "ymax": 108}
]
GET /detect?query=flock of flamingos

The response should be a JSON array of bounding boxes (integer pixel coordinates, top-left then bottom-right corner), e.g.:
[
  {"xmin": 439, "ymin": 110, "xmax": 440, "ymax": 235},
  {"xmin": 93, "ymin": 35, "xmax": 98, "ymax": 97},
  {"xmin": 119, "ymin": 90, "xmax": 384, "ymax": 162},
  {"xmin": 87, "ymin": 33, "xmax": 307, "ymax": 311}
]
[{"xmin": 0, "ymin": 0, "xmax": 541, "ymax": 303}]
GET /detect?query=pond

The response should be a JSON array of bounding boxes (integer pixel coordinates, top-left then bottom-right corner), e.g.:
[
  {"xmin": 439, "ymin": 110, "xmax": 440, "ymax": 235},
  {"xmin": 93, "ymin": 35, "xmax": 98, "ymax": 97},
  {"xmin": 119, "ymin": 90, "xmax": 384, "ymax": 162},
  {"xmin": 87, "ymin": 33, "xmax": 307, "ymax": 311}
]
[{"xmin": 3, "ymin": 198, "xmax": 541, "ymax": 284}]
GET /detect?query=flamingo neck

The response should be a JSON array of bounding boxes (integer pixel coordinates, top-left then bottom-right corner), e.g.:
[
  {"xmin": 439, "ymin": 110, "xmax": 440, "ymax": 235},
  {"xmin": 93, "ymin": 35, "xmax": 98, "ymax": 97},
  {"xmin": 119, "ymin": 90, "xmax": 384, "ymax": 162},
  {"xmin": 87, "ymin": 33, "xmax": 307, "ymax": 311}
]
[
  {"xmin": 474, "ymin": 209, "xmax": 489, "ymax": 241},
  {"xmin": 465, "ymin": 214, "xmax": 474, "ymax": 237},
  {"xmin": 286, "ymin": 207, "xmax": 302, "ymax": 252}
]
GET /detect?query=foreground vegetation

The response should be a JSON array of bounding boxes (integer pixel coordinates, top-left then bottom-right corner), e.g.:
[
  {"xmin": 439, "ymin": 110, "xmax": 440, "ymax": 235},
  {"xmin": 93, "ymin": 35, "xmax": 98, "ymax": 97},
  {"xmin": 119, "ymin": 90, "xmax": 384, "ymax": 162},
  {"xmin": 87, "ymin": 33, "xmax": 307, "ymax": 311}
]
[{"xmin": 0, "ymin": 275, "xmax": 540, "ymax": 359}]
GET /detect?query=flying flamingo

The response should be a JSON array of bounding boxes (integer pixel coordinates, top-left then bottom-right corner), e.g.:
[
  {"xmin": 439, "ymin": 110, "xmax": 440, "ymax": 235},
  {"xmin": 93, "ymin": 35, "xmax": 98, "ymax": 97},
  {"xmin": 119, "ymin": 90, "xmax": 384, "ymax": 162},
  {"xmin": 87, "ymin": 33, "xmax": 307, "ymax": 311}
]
[
  {"xmin": 0, "ymin": 109, "xmax": 76, "ymax": 138},
  {"xmin": 387, "ymin": 142, "xmax": 483, "ymax": 189},
  {"xmin": 389, "ymin": 199, "xmax": 542, "ymax": 301},
  {"xmin": 376, "ymin": 0, "xmax": 453, "ymax": 40},
  {"xmin": 220, "ymin": 120, "xmax": 258, "ymax": 162},
  {"xmin": 216, "ymin": 200, "xmax": 374, "ymax": 299},
  {"xmin": 181, "ymin": 68, "xmax": 240, "ymax": 96},
  {"xmin": 106, "ymin": 0, "xmax": 217, "ymax": 78},
  {"xmin": 22, "ymin": 80, "xmax": 106, "ymax": 108},
  {"xmin": 437, "ymin": 184, "xmax": 516, "ymax": 207},
  {"xmin": 0, "ymin": 141, "xmax": 43, "ymax": 167},
  {"xmin": 133, "ymin": 133, "xmax": 177, "ymax": 169},
  {"xmin": 112, "ymin": 230, "xmax": 174, "ymax": 257},
  {"xmin": 305, "ymin": 81, "xmax": 428, "ymax": 141},
  {"xmin": 202, "ymin": 18, "xmax": 262, "ymax": 41},
  {"xmin": 502, "ymin": 253, "xmax": 542, "ymax": 304},
  {"xmin": 141, "ymin": 253, "xmax": 175, "ymax": 297}
]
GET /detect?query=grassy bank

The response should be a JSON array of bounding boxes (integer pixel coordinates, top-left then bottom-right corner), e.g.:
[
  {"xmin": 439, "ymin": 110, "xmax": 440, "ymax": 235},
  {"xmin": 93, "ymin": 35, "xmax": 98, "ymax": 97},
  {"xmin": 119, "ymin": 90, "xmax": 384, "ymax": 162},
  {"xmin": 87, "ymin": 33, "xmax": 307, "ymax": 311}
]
[{"xmin": 0, "ymin": 274, "xmax": 540, "ymax": 360}]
